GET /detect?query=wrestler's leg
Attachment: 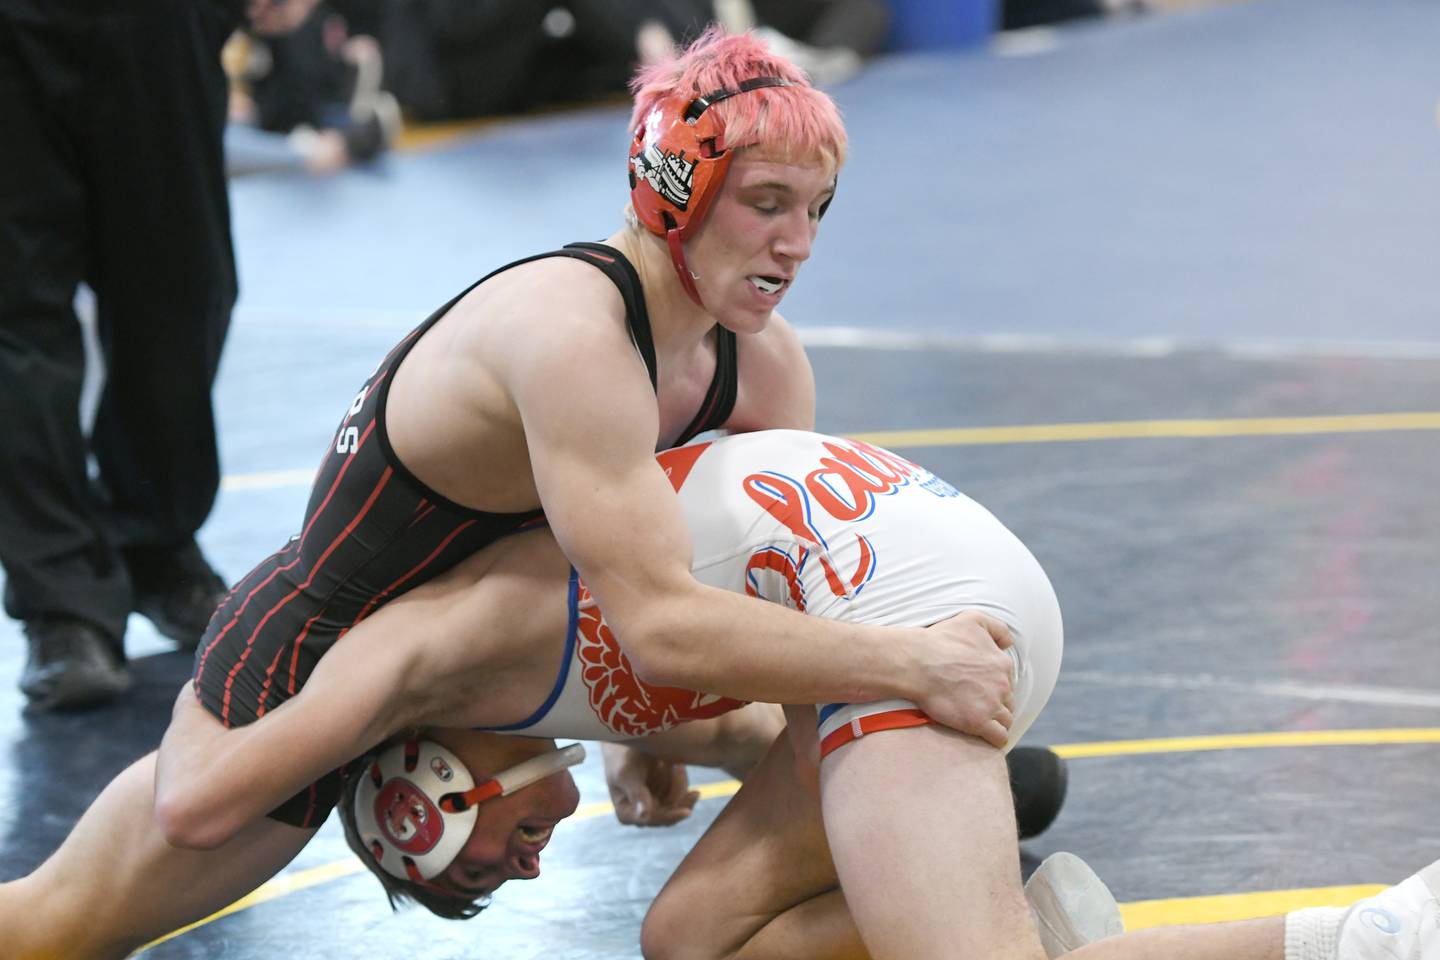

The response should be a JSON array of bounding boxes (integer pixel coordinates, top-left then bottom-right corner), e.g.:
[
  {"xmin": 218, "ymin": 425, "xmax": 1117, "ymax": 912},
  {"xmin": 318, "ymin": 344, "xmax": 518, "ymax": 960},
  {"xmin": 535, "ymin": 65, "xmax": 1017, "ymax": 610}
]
[
  {"xmin": 641, "ymin": 732, "xmax": 866, "ymax": 960},
  {"xmin": 1, "ymin": 751, "xmax": 315, "ymax": 960},
  {"xmin": 820, "ymin": 722, "xmax": 1298, "ymax": 960},
  {"xmin": 1067, "ymin": 920, "xmax": 1283, "ymax": 959},
  {"xmin": 820, "ymin": 723, "xmax": 1045, "ymax": 960}
]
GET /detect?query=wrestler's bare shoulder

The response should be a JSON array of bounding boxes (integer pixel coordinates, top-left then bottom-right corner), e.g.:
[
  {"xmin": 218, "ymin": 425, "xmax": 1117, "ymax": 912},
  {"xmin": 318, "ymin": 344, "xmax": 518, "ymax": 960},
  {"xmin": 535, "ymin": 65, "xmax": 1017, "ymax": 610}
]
[
  {"xmin": 386, "ymin": 254, "xmax": 656, "ymax": 511},
  {"xmin": 448, "ymin": 255, "xmax": 631, "ymax": 356}
]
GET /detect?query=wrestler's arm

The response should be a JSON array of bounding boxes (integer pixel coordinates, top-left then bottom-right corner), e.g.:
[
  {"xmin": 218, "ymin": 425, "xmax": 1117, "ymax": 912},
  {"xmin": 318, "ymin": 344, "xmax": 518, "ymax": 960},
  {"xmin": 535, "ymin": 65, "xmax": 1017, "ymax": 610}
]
[
  {"xmin": 503, "ymin": 297, "xmax": 1014, "ymax": 744},
  {"xmin": 620, "ymin": 702, "xmax": 786, "ymax": 777},
  {"xmin": 602, "ymin": 703, "xmax": 786, "ymax": 826},
  {"xmin": 153, "ymin": 622, "xmax": 416, "ymax": 849},
  {"xmin": 597, "ymin": 311, "xmax": 810, "ymax": 833},
  {"xmin": 600, "ymin": 317, "xmax": 813, "ymax": 824}
]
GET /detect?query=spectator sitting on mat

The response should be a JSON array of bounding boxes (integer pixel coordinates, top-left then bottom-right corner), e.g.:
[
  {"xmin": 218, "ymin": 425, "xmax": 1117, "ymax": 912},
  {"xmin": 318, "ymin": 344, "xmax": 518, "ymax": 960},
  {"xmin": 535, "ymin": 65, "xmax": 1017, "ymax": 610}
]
[{"xmin": 225, "ymin": 0, "xmax": 400, "ymax": 176}]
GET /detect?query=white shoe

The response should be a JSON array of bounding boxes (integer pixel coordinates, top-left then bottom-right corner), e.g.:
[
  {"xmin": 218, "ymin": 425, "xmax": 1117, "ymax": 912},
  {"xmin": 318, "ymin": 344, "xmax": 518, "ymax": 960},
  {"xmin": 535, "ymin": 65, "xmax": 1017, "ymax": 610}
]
[
  {"xmin": 1337, "ymin": 858, "xmax": 1440, "ymax": 960},
  {"xmin": 1025, "ymin": 852, "xmax": 1125, "ymax": 958}
]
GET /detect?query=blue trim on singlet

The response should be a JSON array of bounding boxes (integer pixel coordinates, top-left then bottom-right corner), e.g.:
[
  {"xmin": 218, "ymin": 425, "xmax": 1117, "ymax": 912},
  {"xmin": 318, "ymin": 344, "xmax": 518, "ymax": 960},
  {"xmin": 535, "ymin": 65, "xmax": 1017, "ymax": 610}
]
[
  {"xmin": 473, "ymin": 567, "xmax": 580, "ymax": 732},
  {"xmin": 817, "ymin": 702, "xmax": 848, "ymax": 726}
]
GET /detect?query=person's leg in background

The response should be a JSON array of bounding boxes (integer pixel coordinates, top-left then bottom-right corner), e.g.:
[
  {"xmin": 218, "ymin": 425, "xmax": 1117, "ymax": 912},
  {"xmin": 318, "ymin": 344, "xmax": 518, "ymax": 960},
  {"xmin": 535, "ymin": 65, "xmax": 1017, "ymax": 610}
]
[
  {"xmin": 746, "ymin": 0, "xmax": 888, "ymax": 86},
  {"xmin": 1002, "ymin": 0, "xmax": 1107, "ymax": 32},
  {"xmin": 559, "ymin": 0, "xmax": 711, "ymax": 98},
  {"xmin": 223, "ymin": 121, "xmax": 317, "ymax": 177},
  {"xmin": 85, "ymin": 0, "xmax": 237, "ymax": 651},
  {"xmin": 378, "ymin": 0, "xmax": 549, "ymax": 121},
  {"xmin": 0, "ymin": 1, "xmax": 134, "ymax": 709},
  {"xmin": 752, "ymin": 0, "xmax": 891, "ymax": 56}
]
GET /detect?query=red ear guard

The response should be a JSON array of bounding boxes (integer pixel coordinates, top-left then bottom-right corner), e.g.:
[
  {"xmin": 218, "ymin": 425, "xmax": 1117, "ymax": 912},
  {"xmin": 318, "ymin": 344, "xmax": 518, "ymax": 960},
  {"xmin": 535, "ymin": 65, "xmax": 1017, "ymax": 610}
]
[
  {"xmin": 629, "ymin": 76, "xmax": 794, "ymax": 240},
  {"xmin": 629, "ymin": 76, "xmax": 794, "ymax": 305}
]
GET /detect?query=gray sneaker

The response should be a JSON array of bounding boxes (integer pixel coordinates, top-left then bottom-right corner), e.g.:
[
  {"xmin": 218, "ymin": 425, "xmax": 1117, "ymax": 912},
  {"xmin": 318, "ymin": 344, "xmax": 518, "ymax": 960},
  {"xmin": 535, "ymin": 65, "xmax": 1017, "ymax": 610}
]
[
  {"xmin": 1025, "ymin": 852, "xmax": 1125, "ymax": 958},
  {"xmin": 19, "ymin": 617, "xmax": 131, "ymax": 711}
]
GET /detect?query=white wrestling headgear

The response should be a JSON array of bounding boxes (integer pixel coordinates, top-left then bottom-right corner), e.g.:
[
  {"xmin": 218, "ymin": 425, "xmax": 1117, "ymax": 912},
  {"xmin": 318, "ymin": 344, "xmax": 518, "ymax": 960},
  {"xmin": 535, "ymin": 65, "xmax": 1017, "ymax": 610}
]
[{"xmin": 354, "ymin": 738, "xmax": 586, "ymax": 882}]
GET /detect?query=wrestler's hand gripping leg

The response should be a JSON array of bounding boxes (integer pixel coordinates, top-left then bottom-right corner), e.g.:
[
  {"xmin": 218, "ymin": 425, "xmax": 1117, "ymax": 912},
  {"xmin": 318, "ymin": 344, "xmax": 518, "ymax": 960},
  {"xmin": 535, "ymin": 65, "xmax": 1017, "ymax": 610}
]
[{"xmin": 641, "ymin": 708, "xmax": 1046, "ymax": 960}]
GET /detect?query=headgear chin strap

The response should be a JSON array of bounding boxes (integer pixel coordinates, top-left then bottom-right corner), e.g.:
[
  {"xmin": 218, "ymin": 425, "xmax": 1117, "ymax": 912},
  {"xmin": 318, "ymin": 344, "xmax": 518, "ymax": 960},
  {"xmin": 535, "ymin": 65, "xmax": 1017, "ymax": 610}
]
[
  {"xmin": 355, "ymin": 739, "xmax": 586, "ymax": 883},
  {"xmin": 629, "ymin": 76, "xmax": 795, "ymax": 307}
]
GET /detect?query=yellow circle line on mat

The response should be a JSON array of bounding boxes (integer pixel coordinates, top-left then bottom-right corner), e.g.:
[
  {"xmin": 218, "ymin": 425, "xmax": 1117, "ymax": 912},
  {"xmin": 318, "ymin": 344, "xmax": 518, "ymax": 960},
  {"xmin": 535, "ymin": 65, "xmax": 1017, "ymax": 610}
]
[
  {"xmin": 220, "ymin": 412, "xmax": 1440, "ymax": 492},
  {"xmin": 1051, "ymin": 726, "xmax": 1440, "ymax": 759},
  {"xmin": 1120, "ymin": 884, "xmax": 1385, "ymax": 930},
  {"xmin": 141, "ymin": 859, "xmax": 366, "ymax": 949},
  {"xmin": 140, "ymin": 726, "xmax": 1440, "ymax": 951}
]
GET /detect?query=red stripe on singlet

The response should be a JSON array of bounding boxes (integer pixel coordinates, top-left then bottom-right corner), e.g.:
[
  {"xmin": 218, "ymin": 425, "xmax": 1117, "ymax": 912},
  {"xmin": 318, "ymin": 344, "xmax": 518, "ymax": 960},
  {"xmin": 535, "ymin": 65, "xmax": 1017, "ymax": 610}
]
[
  {"xmin": 221, "ymin": 541, "xmax": 294, "ymax": 621},
  {"xmin": 409, "ymin": 501, "xmax": 435, "ymax": 528},
  {"xmin": 276, "ymin": 605, "xmax": 329, "ymax": 701},
  {"xmin": 308, "ymin": 517, "xmax": 482, "ymax": 687},
  {"xmin": 263, "ymin": 504, "xmax": 445, "ymax": 706},
  {"xmin": 218, "ymin": 465, "xmax": 394, "ymax": 725},
  {"xmin": 197, "ymin": 539, "xmax": 305, "ymax": 689},
  {"xmin": 300, "ymin": 782, "xmax": 319, "ymax": 829},
  {"xmin": 690, "ymin": 392, "xmax": 722, "ymax": 439},
  {"xmin": 195, "ymin": 379, "xmax": 389, "ymax": 684},
  {"xmin": 253, "ymin": 638, "xmax": 292, "ymax": 720}
]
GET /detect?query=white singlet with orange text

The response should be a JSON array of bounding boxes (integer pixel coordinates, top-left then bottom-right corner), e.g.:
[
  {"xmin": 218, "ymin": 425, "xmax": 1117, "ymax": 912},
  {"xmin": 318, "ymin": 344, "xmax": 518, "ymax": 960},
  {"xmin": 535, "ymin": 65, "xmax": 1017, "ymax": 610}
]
[{"xmin": 480, "ymin": 429, "xmax": 1062, "ymax": 757}]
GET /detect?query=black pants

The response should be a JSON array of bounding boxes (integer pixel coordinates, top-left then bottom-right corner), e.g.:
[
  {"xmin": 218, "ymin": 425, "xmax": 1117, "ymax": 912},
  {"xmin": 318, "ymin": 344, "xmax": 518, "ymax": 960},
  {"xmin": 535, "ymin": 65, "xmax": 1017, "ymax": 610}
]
[
  {"xmin": 0, "ymin": 0, "xmax": 239, "ymax": 642},
  {"xmin": 377, "ymin": 0, "xmax": 709, "ymax": 122},
  {"xmin": 751, "ymin": 0, "xmax": 892, "ymax": 56}
]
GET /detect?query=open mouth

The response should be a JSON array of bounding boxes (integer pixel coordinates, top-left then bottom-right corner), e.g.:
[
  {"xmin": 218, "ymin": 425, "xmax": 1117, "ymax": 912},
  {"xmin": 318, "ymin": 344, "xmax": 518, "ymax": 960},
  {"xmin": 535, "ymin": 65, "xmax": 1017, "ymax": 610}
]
[
  {"xmin": 516, "ymin": 823, "xmax": 554, "ymax": 849},
  {"xmin": 748, "ymin": 275, "xmax": 786, "ymax": 296},
  {"xmin": 513, "ymin": 851, "xmax": 541, "ymax": 876},
  {"xmin": 511, "ymin": 822, "xmax": 556, "ymax": 878}
]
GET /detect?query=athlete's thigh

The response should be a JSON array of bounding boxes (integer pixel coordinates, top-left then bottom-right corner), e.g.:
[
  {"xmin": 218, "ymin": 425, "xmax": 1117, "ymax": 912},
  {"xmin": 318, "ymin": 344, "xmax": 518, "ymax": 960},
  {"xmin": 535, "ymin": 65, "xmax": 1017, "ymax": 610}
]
[
  {"xmin": 26, "ymin": 752, "xmax": 315, "ymax": 958},
  {"xmin": 642, "ymin": 731, "xmax": 841, "ymax": 960},
  {"xmin": 820, "ymin": 724, "xmax": 1044, "ymax": 960}
]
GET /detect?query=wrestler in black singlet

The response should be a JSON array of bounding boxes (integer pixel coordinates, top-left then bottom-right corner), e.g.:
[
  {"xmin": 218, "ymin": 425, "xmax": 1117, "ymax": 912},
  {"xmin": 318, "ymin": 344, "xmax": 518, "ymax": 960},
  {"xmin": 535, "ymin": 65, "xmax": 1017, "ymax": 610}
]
[{"xmin": 192, "ymin": 242, "xmax": 737, "ymax": 827}]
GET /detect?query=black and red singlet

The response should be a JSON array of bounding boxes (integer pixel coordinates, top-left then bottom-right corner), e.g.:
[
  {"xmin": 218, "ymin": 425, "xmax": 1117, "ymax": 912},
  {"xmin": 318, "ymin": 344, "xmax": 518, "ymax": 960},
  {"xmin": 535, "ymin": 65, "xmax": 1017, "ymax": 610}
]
[{"xmin": 191, "ymin": 242, "xmax": 736, "ymax": 826}]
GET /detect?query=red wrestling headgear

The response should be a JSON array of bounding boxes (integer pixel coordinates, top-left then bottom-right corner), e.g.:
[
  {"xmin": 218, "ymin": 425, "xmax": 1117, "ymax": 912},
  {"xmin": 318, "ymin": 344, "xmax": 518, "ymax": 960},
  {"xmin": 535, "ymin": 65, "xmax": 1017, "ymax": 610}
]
[{"xmin": 628, "ymin": 76, "xmax": 794, "ymax": 306}]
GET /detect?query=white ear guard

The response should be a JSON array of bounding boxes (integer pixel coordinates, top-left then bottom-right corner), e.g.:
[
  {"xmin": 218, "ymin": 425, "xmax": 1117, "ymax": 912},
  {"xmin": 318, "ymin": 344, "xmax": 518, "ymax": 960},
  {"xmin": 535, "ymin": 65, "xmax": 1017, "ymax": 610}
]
[{"xmin": 355, "ymin": 739, "xmax": 586, "ymax": 882}]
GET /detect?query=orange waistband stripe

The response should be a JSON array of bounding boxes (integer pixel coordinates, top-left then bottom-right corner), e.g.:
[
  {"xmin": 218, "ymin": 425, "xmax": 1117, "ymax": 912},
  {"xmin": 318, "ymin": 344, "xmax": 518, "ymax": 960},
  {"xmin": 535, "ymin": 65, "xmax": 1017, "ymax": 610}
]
[{"xmin": 818, "ymin": 708, "xmax": 932, "ymax": 759}]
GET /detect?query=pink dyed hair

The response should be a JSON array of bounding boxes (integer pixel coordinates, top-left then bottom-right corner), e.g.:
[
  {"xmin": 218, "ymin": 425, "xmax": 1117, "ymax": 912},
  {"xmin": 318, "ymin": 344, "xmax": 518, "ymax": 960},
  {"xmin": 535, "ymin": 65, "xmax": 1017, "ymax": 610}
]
[{"xmin": 628, "ymin": 26, "xmax": 848, "ymax": 172}]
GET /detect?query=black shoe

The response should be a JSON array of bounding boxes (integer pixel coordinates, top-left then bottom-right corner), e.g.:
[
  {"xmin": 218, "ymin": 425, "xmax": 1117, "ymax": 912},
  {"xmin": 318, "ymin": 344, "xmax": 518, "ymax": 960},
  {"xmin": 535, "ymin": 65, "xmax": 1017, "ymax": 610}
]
[
  {"xmin": 1008, "ymin": 745, "xmax": 1069, "ymax": 840},
  {"xmin": 19, "ymin": 617, "xmax": 131, "ymax": 711},
  {"xmin": 125, "ymin": 542, "xmax": 228, "ymax": 650},
  {"xmin": 341, "ymin": 91, "xmax": 400, "ymax": 165}
]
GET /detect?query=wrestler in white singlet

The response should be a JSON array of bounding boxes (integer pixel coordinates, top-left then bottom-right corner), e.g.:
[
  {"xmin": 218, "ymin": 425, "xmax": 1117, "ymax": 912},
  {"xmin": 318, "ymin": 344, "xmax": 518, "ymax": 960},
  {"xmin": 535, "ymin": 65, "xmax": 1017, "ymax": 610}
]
[{"xmin": 479, "ymin": 429, "xmax": 1062, "ymax": 758}]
